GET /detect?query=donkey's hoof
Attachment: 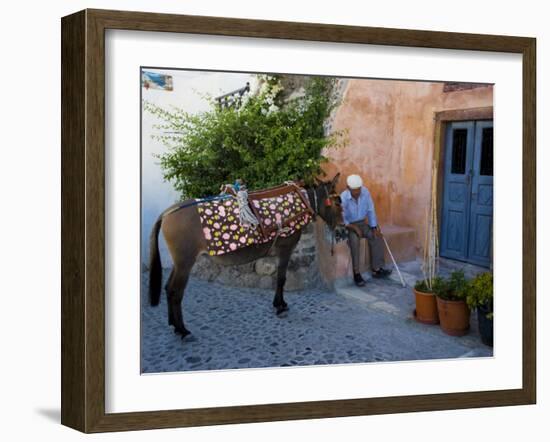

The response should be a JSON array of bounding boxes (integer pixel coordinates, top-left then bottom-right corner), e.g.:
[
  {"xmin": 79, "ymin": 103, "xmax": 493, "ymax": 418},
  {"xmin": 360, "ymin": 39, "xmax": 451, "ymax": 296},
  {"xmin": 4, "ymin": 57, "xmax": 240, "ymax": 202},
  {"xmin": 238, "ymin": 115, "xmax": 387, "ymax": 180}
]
[
  {"xmin": 179, "ymin": 331, "xmax": 192, "ymax": 341},
  {"xmin": 275, "ymin": 305, "xmax": 289, "ymax": 316},
  {"xmin": 174, "ymin": 327, "xmax": 191, "ymax": 339},
  {"xmin": 182, "ymin": 334, "xmax": 197, "ymax": 342}
]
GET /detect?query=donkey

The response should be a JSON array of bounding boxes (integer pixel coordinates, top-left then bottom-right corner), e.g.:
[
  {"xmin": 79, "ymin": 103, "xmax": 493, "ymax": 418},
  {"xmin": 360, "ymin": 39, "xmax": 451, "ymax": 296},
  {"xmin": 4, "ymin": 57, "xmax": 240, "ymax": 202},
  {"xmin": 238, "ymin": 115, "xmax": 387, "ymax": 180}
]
[{"xmin": 148, "ymin": 174, "xmax": 342, "ymax": 340}]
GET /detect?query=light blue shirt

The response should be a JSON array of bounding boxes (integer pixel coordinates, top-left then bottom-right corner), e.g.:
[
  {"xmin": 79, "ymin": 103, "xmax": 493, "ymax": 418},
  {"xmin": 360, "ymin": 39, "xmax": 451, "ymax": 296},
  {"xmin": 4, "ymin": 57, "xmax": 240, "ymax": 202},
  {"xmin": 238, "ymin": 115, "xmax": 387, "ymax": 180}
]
[{"xmin": 340, "ymin": 186, "xmax": 378, "ymax": 227}]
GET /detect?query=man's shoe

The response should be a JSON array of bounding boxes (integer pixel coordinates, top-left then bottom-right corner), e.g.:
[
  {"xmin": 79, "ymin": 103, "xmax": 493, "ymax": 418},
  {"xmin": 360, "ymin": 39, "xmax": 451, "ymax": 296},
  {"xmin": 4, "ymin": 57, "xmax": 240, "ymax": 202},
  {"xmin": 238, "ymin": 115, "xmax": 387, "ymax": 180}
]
[
  {"xmin": 353, "ymin": 273, "xmax": 366, "ymax": 287},
  {"xmin": 372, "ymin": 268, "xmax": 392, "ymax": 278}
]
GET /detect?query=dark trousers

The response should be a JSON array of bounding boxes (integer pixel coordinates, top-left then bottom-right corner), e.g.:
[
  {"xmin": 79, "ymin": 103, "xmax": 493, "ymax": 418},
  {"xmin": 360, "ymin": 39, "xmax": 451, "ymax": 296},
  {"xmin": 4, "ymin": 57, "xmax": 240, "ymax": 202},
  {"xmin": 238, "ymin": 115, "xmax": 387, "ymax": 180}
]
[{"xmin": 347, "ymin": 220, "xmax": 385, "ymax": 273}]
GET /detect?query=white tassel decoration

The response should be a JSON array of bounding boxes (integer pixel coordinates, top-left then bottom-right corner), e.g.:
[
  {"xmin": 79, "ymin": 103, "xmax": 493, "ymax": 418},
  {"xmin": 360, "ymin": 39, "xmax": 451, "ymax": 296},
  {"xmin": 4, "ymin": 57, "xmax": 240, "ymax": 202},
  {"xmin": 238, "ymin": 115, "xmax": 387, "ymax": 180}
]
[{"xmin": 236, "ymin": 189, "xmax": 259, "ymax": 228}]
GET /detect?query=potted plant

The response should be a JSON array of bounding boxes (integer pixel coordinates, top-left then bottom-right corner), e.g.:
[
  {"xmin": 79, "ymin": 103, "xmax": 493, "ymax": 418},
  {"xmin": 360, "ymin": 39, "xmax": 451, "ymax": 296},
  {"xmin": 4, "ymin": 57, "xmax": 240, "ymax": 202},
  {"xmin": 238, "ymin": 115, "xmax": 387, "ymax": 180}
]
[
  {"xmin": 413, "ymin": 277, "xmax": 441, "ymax": 325},
  {"xmin": 466, "ymin": 272, "xmax": 493, "ymax": 347},
  {"xmin": 434, "ymin": 270, "xmax": 471, "ymax": 336},
  {"xmin": 414, "ymin": 189, "xmax": 441, "ymax": 325}
]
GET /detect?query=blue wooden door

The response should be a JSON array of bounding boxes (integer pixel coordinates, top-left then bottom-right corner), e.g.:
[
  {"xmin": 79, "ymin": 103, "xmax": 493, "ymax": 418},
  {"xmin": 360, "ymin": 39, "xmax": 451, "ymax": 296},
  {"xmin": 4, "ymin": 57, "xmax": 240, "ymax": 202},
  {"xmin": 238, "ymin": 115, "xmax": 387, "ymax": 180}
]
[
  {"xmin": 467, "ymin": 121, "xmax": 493, "ymax": 266},
  {"xmin": 440, "ymin": 121, "xmax": 493, "ymax": 267}
]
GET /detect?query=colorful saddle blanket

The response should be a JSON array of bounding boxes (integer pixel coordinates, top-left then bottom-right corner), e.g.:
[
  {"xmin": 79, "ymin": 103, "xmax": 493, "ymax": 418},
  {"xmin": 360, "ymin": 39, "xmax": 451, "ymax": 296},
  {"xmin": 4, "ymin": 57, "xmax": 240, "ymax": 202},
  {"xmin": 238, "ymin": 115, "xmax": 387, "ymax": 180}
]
[{"xmin": 197, "ymin": 184, "xmax": 313, "ymax": 256}]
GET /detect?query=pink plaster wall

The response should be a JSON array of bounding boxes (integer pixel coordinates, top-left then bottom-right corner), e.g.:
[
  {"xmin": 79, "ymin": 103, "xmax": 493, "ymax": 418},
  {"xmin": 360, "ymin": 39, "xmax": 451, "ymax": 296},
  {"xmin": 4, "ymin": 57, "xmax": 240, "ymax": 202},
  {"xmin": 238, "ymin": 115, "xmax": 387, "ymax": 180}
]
[{"xmin": 322, "ymin": 79, "xmax": 493, "ymax": 259}]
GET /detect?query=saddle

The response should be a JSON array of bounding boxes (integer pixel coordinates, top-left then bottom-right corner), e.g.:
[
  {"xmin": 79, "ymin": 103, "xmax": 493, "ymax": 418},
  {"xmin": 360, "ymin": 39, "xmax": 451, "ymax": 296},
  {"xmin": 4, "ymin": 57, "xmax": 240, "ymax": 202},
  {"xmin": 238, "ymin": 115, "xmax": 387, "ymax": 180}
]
[
  {"xmin": 197, "ymin": 182, "xmax": 314, "ymax": 256},
  {"xmin": 247, "ymin": 183, "xmax": 313, "ymax": 238}
]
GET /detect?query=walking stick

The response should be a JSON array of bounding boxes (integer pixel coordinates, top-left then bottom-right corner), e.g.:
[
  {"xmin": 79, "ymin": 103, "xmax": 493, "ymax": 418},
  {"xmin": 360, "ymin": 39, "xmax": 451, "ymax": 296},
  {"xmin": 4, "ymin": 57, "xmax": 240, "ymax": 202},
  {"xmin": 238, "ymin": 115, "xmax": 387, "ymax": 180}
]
[{"xmin": 381, "ymin": 233, "xmax": 407, "ymax": 288}]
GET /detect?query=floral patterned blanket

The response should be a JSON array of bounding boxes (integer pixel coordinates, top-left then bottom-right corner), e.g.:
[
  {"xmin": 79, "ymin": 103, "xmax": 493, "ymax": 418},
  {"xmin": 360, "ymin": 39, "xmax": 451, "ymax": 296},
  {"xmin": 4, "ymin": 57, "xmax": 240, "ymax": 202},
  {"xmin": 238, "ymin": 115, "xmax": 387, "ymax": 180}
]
[{"xmin": 197, "ymin": 186, "xmax": 312, "ymax": 256}]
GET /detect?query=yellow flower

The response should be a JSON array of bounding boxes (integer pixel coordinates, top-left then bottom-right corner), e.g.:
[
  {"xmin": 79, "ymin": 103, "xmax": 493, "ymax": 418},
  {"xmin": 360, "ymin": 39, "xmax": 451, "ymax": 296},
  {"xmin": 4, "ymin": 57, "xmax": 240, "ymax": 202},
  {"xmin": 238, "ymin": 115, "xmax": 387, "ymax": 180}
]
[{"xmin": 209, "ymin": 250, "xmax": 215, "ymax": 256}]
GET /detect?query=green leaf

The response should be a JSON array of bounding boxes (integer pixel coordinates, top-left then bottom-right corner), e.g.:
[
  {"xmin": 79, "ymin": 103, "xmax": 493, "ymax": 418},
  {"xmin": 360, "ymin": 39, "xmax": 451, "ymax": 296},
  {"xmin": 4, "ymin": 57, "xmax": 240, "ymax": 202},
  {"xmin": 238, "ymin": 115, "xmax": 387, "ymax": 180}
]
[{"xmin": 144, "ymin": 76, "xmax": 348, "ymax": 199}]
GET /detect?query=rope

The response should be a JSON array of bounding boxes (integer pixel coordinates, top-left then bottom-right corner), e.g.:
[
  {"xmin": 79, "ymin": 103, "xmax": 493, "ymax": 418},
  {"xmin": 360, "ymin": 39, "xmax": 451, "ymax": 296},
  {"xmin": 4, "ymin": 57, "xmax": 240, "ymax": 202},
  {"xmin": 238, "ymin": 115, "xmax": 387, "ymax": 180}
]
[{"xmin": 263, "ymin": 220, "xmax": 293, "ymax": 258}]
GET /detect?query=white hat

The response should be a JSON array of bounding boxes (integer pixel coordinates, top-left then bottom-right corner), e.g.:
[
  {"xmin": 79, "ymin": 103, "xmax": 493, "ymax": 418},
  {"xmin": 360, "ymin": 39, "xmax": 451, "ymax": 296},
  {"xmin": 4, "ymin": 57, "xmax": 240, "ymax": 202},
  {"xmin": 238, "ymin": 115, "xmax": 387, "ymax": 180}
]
[{"xmin": 346, "ymin": 174, "xmax": 363, "ymax": 189}]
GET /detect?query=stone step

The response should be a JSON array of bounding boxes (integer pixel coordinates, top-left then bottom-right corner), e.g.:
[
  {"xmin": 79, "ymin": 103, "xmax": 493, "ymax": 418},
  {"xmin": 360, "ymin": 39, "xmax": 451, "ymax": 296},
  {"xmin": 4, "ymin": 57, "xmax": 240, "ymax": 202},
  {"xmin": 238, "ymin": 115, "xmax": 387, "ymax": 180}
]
[
  {"xmin": 316, "ymin": 222, "xmax": 417, "ymax": 285},
  {"xmin": 380, "ymin": 225, "xmax": 417, "ymax": 264}
]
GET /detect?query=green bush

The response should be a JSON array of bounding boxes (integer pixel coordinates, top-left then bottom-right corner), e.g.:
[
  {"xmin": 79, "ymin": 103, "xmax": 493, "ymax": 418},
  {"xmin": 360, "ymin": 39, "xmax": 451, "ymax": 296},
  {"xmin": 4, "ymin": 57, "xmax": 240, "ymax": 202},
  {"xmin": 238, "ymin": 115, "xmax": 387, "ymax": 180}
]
[
  {"xmin": 466, "ymin": 272, "xmax": 493, "ymax": 318},
  {"xmin": 414, "ymin": 277, "xmax": 440, "ymax": 293},
  {"xmin": 431, "ymin": 276, "xmax": 452, "ymax": 300},
  {"xmin": 414, "ymin": 279, "xmax": 432, "ymax": 292},
  {"xmin": 433, "ymin": 271, "xmax": 469, "ymax": 301},
  {"xmin": 448, "ymin": 270, "xmax": 469, "ymax": 300},
  {"xmin": 144, "ymin": 74, "xmax": 348, "ymax": 199}
]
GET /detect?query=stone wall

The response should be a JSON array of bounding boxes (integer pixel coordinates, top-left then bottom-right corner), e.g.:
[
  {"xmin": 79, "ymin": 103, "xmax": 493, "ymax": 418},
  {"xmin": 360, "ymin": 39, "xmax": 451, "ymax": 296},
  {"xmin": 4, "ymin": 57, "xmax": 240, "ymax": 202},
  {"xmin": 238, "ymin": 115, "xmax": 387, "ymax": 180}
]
[{"xmin": 190, "ymin": 223, "xmax": 323, "ymax": 291}]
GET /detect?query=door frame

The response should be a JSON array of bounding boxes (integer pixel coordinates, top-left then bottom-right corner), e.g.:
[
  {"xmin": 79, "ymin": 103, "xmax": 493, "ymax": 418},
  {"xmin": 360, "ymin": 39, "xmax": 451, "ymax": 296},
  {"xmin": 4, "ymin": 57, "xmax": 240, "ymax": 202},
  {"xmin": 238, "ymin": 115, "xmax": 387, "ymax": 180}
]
[{"xmin": 433, "ymin": 106, "xmax": 493, "ymax": 268}]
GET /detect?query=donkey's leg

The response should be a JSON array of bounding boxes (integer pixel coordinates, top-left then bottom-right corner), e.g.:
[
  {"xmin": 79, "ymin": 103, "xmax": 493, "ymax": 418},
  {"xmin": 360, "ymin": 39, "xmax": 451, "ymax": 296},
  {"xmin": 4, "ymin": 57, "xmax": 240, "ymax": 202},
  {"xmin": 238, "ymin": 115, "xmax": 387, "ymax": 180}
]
[
  {"xmin": 160, "ymin": 202, "xmax": 205, "ymax": 340},
  {"xmin": 273, "ymin": 246, "xmax": 293, "ymax": 315},
  {"xmin": 166, "ymin": 265, "xmax": 193, "ymax": 339},
  {"xmin": 164, "ymin": 268, "xmax": 175, "ymax": 326}
]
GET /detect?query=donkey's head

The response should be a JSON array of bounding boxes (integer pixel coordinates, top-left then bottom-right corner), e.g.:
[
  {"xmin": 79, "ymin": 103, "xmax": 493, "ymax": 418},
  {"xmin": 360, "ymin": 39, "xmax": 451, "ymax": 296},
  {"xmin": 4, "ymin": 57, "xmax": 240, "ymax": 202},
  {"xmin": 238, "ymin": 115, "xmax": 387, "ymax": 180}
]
[{"xmin": 310, "ymin": 173, "xmax": 342, "ymax": 230}]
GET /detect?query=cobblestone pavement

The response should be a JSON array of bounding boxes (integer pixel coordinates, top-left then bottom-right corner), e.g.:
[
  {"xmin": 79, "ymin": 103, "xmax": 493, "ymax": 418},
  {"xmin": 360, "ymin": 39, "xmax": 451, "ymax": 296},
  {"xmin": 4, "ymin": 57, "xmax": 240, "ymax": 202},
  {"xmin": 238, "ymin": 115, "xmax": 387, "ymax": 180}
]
[
  {"xmin": 335, "ymin": 258, "xmax": 490, "ymax": 336},
  {"xmin": 141, "ymin": 259, "xmax": 493, "ymax": 373}
]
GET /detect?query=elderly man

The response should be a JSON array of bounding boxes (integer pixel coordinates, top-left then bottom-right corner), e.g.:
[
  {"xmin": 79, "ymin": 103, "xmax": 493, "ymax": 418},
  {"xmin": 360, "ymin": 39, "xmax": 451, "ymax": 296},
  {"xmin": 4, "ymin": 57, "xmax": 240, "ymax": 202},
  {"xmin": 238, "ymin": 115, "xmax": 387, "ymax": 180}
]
[{"xmin": 341, "ymin": 174, "xmax": 392, "ymax": 287}]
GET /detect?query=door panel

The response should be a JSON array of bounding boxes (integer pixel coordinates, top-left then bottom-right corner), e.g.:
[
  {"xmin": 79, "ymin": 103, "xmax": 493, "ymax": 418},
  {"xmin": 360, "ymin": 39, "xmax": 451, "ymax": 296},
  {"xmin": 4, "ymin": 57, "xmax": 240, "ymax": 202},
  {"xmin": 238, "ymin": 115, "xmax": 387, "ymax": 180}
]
[
  {"xmin": 440, "ymin": 122, "xmax": 475, "ymax": 261},
  {"xmin": 446, "ymin": 210, "xmax": 467, "ymax": 252},
  {"xmin": 440, "ymin": 120, "xmax": 493, "ymax": 267},
  {"xmin": 467, "ymin": 121, "xmax": 493, "ymax": 266}
]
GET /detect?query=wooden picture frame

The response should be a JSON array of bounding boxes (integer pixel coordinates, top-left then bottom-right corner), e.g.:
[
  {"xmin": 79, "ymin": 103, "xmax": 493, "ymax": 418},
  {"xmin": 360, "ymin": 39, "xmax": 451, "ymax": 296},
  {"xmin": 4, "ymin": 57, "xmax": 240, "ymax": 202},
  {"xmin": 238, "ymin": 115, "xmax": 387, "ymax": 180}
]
[{"xmin": 61, "ymin": 8, "xmax": 536, "ymax": 433}]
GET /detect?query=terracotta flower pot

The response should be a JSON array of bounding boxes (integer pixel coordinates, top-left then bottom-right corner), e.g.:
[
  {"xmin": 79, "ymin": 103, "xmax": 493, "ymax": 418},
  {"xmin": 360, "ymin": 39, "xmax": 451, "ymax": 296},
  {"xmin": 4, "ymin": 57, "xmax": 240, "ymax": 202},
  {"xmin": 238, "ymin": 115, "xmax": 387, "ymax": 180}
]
[
  {"xmin": 436, "ymin": 297, "xmax": 470, "ymax": 336},
  {"xmin": 413, "ymin": 288, "xmax": 439, "ymax": 325}
]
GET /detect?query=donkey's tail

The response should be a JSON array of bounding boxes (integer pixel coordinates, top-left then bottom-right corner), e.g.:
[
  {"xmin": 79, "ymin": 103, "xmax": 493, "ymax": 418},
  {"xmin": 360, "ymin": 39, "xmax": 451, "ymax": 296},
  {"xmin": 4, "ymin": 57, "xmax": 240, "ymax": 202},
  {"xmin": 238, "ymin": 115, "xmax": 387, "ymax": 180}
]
[{"xmin": 148, "ymin": 215, "xmax": 163, "ymax": 307}]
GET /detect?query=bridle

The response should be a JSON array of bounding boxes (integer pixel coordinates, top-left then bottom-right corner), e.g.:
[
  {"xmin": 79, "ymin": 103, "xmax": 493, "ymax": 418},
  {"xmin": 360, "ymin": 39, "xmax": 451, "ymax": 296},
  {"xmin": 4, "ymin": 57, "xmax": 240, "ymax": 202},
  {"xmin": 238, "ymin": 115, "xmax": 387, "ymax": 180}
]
[
  {"xmin": 304, "ymin": 183, "xmax": 342, "ymax": 257},
  {"xmin": 306, "ymin": 186, "xmax": 319, "ymax": 216},
  {"xmin": 306, "ymin": 183, "xmax": 341, "ymax": 216}
]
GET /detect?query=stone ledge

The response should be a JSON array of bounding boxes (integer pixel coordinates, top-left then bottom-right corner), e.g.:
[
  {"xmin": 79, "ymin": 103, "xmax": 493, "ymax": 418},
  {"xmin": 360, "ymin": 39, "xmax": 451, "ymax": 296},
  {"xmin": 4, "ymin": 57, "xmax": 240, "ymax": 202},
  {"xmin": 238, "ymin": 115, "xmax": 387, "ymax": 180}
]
[
  {"xmin": 190, "ymin": 229, "xmax": 321, "ymax": 291},
  {"xmin": 316, "ymin": 222, "xmax": 417, "ymax": 285}
]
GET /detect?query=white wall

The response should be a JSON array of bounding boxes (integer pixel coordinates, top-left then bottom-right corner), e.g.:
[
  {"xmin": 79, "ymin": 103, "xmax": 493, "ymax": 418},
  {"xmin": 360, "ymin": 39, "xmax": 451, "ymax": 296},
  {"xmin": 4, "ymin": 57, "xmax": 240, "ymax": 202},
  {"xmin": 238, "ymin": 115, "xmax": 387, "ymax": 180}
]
[
  {"xmin": 1, "ymin": 1, "xmax": 548, "ymax": 441},
  {"xmin": 141, "ymin": 69, "xmax": 255, "ymax": 267}
]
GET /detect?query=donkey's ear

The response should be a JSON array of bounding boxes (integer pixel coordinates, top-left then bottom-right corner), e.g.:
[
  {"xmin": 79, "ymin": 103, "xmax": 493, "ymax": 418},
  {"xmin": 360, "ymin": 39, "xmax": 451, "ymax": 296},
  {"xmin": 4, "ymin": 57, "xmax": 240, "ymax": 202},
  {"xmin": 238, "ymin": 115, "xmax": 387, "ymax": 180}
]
[
  {"xmin": 313, "ymin": 176, "xmax": 323, "ymax": 186},
  {"xmin": 330, "ymin": 173, "xmax": 341, "ymax": 189}
]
